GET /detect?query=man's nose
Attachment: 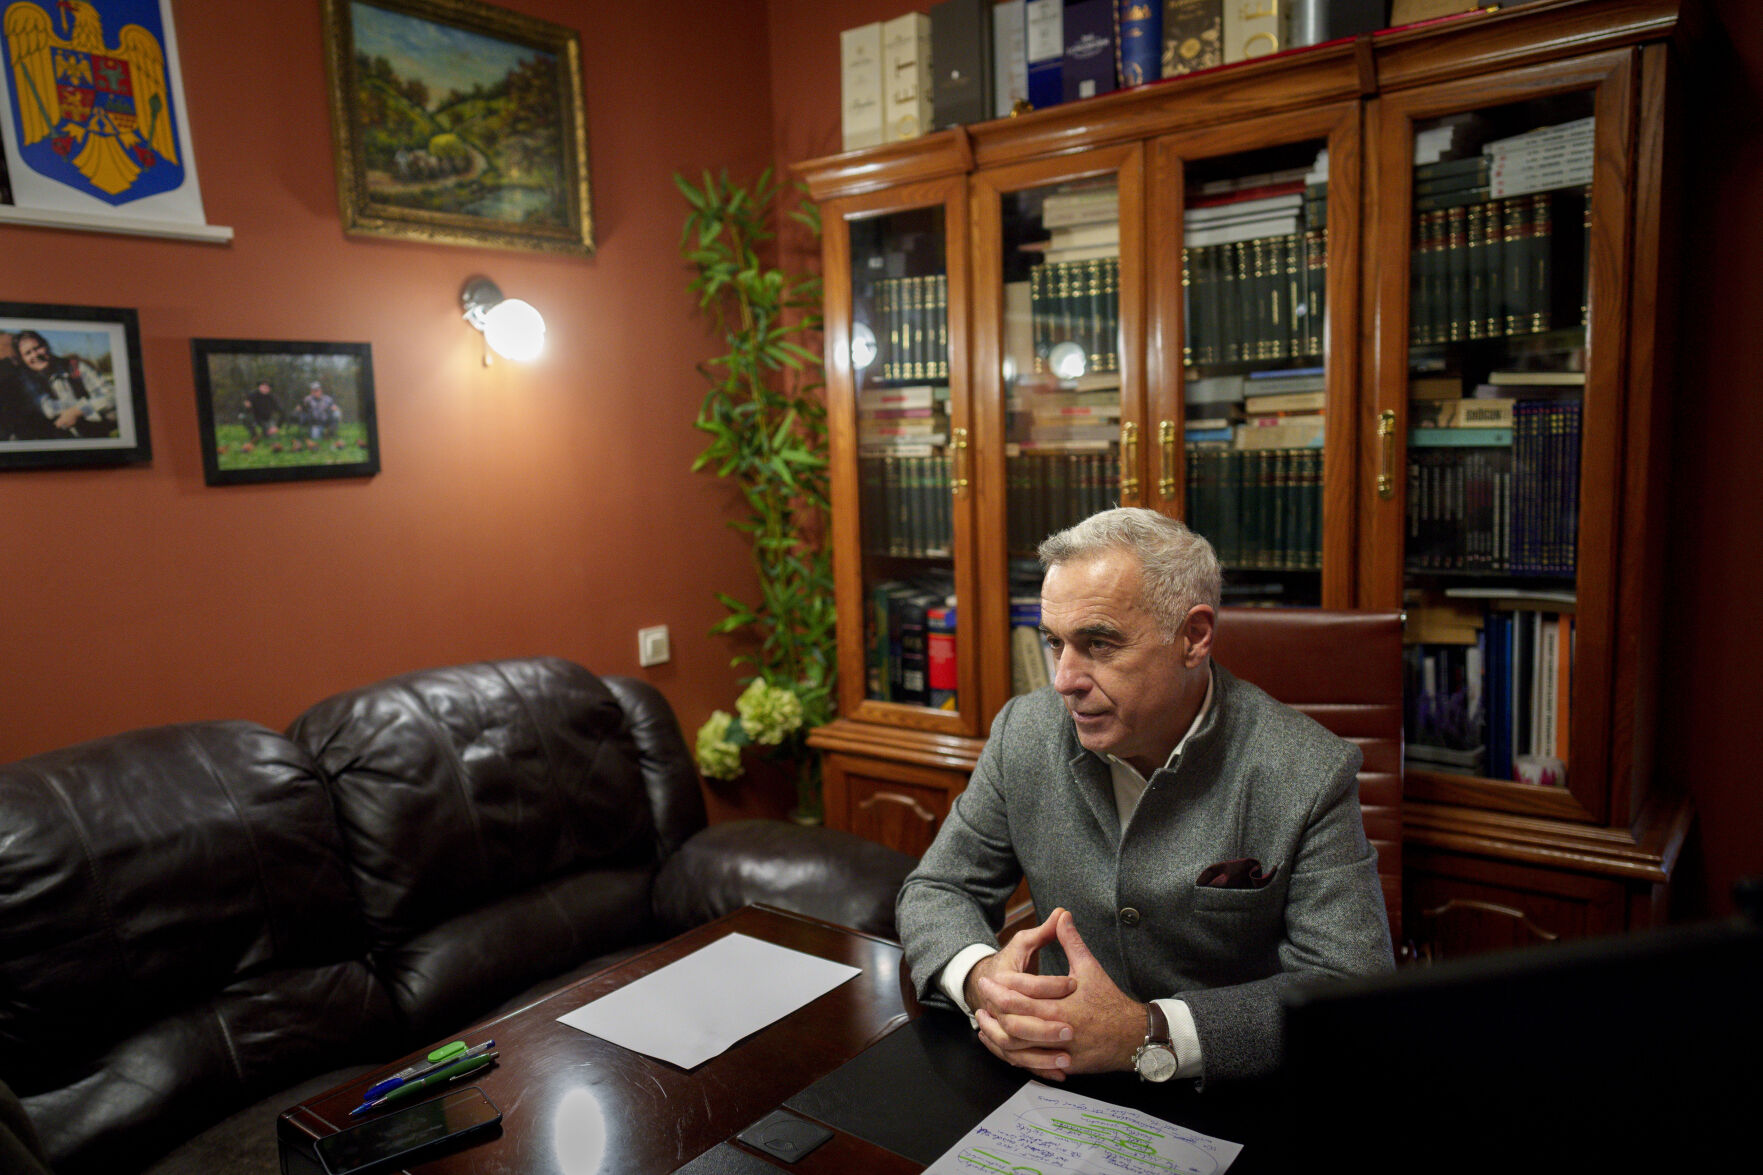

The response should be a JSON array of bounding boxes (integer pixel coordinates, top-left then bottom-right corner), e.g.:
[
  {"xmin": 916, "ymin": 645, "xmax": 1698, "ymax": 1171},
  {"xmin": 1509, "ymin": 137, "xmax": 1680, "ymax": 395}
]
[{"xmin": 1052, "ymin": 647, "xmax": 1088, "ymax": 694}]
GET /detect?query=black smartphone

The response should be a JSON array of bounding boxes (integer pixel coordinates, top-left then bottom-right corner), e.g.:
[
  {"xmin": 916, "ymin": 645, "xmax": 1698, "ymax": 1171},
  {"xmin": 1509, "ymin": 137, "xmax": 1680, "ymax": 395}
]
[{"xmin": 313, "ymin": 1086, "xmax": 502, "ymax": 1175}]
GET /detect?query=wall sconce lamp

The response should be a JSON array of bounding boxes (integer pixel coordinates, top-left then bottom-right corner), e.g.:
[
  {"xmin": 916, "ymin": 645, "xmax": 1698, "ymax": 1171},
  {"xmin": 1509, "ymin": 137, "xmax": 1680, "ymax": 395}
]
[{"xmin": 461, "ymin": 276, "xmax": 546, "ymax": 364}]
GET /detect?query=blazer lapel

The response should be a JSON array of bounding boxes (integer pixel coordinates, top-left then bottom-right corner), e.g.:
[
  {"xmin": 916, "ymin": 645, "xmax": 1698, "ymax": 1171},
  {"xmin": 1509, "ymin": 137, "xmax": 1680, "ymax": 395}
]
[{"xmin": 1067, "ymin": 747, "xmax": 1121, "ymax": 852}]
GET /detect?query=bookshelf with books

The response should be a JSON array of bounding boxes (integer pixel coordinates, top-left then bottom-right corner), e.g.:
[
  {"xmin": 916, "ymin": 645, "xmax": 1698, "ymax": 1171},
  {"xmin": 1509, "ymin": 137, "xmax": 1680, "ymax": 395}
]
[
  {"xmin": 800, "ymin": 1, "xmax": 1690, "ymax": 953},
  {"xmin": 1362, "ymin": 20, "xmax": 1690, "ymax": 959}
]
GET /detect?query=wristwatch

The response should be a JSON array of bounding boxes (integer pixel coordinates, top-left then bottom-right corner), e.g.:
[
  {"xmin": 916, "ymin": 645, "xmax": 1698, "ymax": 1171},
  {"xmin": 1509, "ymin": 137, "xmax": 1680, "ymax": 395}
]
[{"xmin": 1132, "ymin": 1002, "xmax": 1178, "ymax": 1083}]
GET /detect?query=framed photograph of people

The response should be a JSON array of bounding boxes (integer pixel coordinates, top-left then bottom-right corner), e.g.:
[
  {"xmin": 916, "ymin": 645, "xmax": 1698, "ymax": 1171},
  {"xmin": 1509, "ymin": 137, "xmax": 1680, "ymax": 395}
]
[
  {"xmin": 0, "ymin": 301, "xmax": 150, "ymax": 470},
  {"xmin": 191, "ymin": 339, "xmax": 380, "ymax": 486},
  {"xmin": 320, "ymin": 0, "xmax": 593, "ymax": 255}
]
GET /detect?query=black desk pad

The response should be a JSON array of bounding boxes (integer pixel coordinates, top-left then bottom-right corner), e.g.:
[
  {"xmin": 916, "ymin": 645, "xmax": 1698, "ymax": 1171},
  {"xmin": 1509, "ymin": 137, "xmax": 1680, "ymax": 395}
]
[{"xmin": 784, "ymin": 1013, "xmax": 1280, "ymax": 1171}]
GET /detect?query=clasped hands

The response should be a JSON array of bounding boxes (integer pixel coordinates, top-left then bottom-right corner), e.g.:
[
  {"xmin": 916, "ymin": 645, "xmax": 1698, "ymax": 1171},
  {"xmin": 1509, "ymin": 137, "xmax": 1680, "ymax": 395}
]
[{"xmin": 962, "ymin": 906, "xmax": 1143, "ymax": 1082}]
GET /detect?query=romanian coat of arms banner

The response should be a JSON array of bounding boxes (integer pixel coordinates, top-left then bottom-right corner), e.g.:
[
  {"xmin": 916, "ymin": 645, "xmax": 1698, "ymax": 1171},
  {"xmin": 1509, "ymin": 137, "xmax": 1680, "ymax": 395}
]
[{"xmin": 0, "ymin": 0, "xmax": 208, "ymax": 225}]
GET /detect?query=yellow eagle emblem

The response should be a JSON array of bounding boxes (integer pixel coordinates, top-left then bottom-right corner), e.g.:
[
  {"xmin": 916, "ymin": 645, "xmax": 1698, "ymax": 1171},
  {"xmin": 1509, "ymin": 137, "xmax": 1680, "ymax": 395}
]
[{"xmin": 5, "ymin": 0, "xmax": 179, "ymax": 197}]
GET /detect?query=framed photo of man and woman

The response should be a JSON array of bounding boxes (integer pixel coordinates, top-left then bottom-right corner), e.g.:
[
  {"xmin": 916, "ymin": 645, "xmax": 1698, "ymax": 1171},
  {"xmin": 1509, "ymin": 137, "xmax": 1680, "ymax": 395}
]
[
  {"xmin": 0, "ymin": 300, "xmax": 150, "ymax": 470},
  {"xmin": 191, "ymin": 338, "xmax": 380, "ymax": 486}
]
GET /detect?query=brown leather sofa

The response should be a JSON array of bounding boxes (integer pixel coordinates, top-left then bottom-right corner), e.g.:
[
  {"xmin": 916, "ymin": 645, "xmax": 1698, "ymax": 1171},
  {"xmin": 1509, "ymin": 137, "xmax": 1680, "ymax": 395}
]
[{"xmin": 0, "ymin": 658, "xmax": 913, "ymax": 1175}]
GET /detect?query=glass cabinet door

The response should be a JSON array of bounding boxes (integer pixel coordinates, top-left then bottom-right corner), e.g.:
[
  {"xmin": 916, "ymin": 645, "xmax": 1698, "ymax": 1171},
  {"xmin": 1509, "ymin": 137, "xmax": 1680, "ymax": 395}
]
[
  {"xmin": 970, "ymin": 145, "xmax": 1144, "ymax": 715},
  {"xmin": 1364, "ymin": 51, "xmax": 1643, "ymax": 825},
  {"xmin": 824, "ymin": 177, "xmax": 978, "ymax": 737},
  {"xmin": 1148, "ymin": 104, "xmax": 1363, "ymax": 610}
]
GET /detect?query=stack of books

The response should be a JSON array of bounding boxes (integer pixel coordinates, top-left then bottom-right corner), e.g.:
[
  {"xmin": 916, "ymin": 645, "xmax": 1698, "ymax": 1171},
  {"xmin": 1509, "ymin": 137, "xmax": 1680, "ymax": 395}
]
[
  {"xmin": 1028, "ymin": 183, "xmax": 1120, "ymax": 377},
  {"xmin": 1181, "ymin": 369, "xmax": 1323, "ymax": 573},
  {"xmin": 1182, "ymin": 152, "xmax": 1329, "ymax": 365},
  {"xmin": 858, "ymin": 385, "xmax": 953, "ymax": 560},
  {"xmin": 866, "ymin": 573, "xmax": 958, "ymax": 709},
  {"xmin": 1406, "ymin": 590, "xmax": 1575, "ymax": 784},
  {"xmin": 1409, "ymin": 117, "xmax": 1593, "ymax": 346},
  {"xmin": 1005, "ymin": 372, "xmax": 1121, "ymax": 552},
  {"xmin": 1404, "ymin": 371, "xmax": 1581, "ymax": 577},
  {"xmin": 840, "ymin": 2, "xmax": 1386, "ymax": 144}
]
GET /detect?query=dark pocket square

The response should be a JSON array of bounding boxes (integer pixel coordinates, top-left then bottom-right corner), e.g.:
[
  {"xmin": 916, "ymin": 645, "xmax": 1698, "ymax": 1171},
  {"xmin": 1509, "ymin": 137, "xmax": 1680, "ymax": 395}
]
[{"xmin": 1197, "ymin": 858, "xmax": 1280, "ymax": 889}]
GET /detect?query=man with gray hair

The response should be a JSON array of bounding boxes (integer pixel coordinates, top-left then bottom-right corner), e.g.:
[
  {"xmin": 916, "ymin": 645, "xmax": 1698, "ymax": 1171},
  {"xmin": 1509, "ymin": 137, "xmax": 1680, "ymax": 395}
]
[{"xmin": 896, "ymin": 507, "xmax": 1392, "ymax": 1088}]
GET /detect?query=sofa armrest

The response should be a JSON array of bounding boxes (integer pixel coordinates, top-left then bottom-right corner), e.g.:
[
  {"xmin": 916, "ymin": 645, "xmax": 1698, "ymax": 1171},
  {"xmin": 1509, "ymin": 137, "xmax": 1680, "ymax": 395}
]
[{"xmin": 653, "ymin": 820, "xmax": 914, "ymax": 940}]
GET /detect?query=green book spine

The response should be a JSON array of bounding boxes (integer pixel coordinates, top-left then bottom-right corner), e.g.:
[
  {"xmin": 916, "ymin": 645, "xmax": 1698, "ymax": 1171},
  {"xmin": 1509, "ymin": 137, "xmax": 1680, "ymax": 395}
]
[
  {"xmin": 1445, "ymin": 204, "xmax": 1469, "ymax": 343},
  {"xmin": 1466, "ymin": 202, "xmax": 1489, "ymax": 340},
  {"xmin": 1529, "ymin": 193, "xmax": 1553, "ymax": 333},
  {"xmin": 934, "ymin": 272, "xmax": 950, "ymax": 380}
]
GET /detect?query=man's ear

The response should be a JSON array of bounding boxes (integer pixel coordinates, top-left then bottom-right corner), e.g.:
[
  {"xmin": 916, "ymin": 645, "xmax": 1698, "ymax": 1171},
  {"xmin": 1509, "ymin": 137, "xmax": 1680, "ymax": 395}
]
[{"xmin": 1182, "ymin": 605, "xmax": 1216, "ymax": 667}]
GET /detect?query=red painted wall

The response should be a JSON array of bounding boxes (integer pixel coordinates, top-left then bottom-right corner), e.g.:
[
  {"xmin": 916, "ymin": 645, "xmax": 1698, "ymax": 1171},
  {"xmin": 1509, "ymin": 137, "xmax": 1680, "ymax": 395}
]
[
  {"xmin": 0, "ymin": 1, "xmax": 794, "ymax": 818},
  {"xmin": 760, "ymin": 1, "xmax": 1763, "ymax": 915}
]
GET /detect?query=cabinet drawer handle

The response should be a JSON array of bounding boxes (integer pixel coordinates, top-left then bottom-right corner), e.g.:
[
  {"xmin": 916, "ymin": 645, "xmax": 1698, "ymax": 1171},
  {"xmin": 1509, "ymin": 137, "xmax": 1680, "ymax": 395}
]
[
  {"xmin": 1376, "ymin": 409, "xmax": 1397, "ymax": 500},
  {"xmin": 951, "ymin": 427, "xmax": 970, "ymax": 495},
  {"xmin": 857, "ymin": 791, "xmax": 936, "ymax": 824},
  {"xmin": 1119, "ymin": 421, "xmax": 1140, "ymax": 499},
  {"xmin": 1157, "ymin": 419, "xmax": 1179, "ymax": 499}
]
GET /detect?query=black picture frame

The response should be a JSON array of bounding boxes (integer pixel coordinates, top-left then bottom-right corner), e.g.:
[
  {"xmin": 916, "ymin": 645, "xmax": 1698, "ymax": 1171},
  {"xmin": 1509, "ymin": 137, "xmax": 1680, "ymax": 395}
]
[
  {"xmin": 191, "ymin": 338, "xmax": 380, "ymax": 486},
  {"xmin": 1, "ymin": 301, "xmax": 150, "ymax": 470}
]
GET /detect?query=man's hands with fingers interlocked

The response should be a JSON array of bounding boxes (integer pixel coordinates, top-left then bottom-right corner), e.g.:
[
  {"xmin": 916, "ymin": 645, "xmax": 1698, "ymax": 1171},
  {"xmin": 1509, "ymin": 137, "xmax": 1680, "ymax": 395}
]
[{"xmin": 964, "ymin": 907, "xmax": 1147, "ymax": 1081}]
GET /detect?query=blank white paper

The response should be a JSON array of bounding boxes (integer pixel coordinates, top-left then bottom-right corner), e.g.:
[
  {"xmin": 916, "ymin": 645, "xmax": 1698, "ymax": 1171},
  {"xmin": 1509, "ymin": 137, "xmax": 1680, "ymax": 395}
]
[{"xmin": 555, "ymin": 932, "xmax": 861, "ymax": 1069}]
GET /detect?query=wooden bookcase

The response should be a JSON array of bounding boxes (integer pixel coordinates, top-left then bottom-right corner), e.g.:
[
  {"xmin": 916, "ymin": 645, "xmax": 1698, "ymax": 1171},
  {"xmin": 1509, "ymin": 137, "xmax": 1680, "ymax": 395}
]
[{"xmin": 799, "ymin": 0, "xmax": 1693, "ymax": 957}]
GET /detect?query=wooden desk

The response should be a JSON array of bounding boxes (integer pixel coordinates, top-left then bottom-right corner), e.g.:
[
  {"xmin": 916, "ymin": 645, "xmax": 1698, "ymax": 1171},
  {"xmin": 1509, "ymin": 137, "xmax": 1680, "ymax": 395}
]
[
  {"xmin": 277, "ymin": 905, "xmax": 922, "ymax": 1175},
  {"xmin": 278, "ymin": 904, "xmax": 1279, "ymax": 1174}
]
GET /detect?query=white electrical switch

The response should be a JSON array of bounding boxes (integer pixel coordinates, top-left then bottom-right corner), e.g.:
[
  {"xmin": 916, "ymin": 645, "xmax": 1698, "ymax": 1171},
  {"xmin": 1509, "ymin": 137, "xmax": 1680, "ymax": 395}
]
[{"xmin": 638, "ymin": 625, "xmax": 671, "ymax": 667}]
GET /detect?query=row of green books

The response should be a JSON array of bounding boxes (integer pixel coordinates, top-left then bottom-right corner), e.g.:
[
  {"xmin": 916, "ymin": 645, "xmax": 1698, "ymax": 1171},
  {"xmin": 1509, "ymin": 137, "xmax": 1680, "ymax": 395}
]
[
  {"xmin": 1404, "ymin": 400, "xmax": 1581, "ymax": 577},
  {"xmin": 859, "ymin": 455, "xmax": 952, "ymax": 559},
  {"xmin": 1028, "ymin": 256, "xmax": 1120, "ymax": 375},
  {"xmin": 1004, "ymin": 451, "xmax": 1120, "ymax": 554},
  {"xmin": 861, "ymin": 273, "xmax": 950, "ymax": 384},
  {"xmin": 1409, "ymin": 175, "xmax": 1587, "ymax": 347},
  {"xmin": 1184, "ymin": 445, "xmax": 1322, "ymax": 572},
  {"xmin": 1182, "ymin": 213, "xmax": 1327, "ymax": 366}
]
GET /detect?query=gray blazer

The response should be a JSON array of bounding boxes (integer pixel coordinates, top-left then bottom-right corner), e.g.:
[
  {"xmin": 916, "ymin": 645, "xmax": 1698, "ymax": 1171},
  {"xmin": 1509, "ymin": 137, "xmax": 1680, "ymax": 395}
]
[{"xmin": 896, "ymin": 662, "xmax": 1394, "ymax": 1083}]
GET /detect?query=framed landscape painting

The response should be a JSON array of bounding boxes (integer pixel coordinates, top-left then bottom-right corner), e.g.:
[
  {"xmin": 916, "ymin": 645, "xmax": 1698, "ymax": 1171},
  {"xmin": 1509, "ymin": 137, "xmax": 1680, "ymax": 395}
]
[
  {"xmin": 192, "ymin": 339, "xmax": 380, "ymax": 486},
  {"xmin": 320, "ymin": 0, "xmax": 593, "ymax": 254},
  {"xmin": 0, "ymin": 301, "xmax": 150, "ymax": 470}
]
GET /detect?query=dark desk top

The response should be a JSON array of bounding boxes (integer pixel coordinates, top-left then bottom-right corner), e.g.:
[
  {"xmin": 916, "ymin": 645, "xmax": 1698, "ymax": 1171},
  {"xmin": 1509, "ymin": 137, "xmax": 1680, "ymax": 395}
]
[{"xmin": 279, "ymin": 906, "xmax": 1281, "ymax": 1175}]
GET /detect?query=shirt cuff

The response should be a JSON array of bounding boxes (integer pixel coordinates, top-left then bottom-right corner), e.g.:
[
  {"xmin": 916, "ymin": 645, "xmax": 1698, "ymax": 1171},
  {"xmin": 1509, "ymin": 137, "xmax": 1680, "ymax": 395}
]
[
  {"xmin": 1157, "ymin": 997, "xmax": 1204, "ymax": 1081},
  {"xmin": 937, "ymin": 943, "xmax": 1000, "ymax": 1027}
]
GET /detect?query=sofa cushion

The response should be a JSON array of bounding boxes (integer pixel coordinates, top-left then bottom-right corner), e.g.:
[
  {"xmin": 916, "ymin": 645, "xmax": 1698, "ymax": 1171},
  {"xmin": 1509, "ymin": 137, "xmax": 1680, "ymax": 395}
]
[
  {"xmin": 655, "ymin": 820, "xmax": 916, "ymax": 940},
  {"xmin": 289, "ymin": 658, "xmax": 673, "ymax": 1034},
  {"xmin": 0, "ymin": 722, "xmax": 392, "ymax": 1175}
]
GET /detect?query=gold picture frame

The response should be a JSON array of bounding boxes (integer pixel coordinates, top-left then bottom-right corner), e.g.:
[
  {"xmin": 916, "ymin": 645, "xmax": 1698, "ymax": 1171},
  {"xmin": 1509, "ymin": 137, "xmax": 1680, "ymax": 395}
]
[{"xmin": 320, "ymin": 0, "xmax": 592, "ymax": 255}]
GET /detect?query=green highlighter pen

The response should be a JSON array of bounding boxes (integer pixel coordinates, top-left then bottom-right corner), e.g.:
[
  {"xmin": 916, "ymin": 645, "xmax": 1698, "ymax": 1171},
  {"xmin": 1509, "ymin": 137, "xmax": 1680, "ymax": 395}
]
[{"xmin": 365, "ymin": 1051, "xmax": 498, "ymax": 1112}]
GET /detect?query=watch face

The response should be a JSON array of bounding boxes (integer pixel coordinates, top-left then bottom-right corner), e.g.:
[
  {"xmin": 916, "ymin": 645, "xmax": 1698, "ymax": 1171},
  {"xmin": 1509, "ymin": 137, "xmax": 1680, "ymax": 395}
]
[{"xmin": 1135, "ymin": 1043, "xmax": 1178, "ymax": 1082}]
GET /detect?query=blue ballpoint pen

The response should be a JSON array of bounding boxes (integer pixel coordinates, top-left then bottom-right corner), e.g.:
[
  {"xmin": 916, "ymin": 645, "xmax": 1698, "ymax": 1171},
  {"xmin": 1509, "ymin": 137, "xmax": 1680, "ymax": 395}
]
[
  {"xmin": 358, "ymin": 1040, "xmax": 495, "ymax": 1106},
  {"xmin": 351, "ymin": 1051, "xmax": 498, "ymax": 1115}
]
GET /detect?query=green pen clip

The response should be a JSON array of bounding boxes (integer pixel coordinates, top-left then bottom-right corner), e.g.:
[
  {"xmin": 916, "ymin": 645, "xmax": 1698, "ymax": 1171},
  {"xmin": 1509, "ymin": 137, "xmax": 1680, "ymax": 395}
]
[{"xmin": 426, "ymin": 1040, "xmax": 468, "ymax": 1064}]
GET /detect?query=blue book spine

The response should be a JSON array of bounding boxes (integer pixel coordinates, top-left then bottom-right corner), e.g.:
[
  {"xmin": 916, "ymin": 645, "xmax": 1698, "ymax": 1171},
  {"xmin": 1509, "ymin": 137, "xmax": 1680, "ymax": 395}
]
[
  {"xmin": 1026, "ymin": 0, "xmax": 1065, "ymax": 109},
  {"xmin": 1116, "ymin": 1, "xmax": 1161, "ymax": 86},
  {"xmin": 1062, "ymin": 0, "xmax": 1116, "ymax": 103}
]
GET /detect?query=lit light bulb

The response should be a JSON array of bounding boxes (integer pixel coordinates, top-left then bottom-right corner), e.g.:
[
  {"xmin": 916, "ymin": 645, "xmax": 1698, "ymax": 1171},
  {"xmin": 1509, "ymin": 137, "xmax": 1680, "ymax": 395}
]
[
  {"xmin": 483, "ymin": 298, "xmax": 546, "ymax": 362},
  {"xmin": 850, "ymin": 321, "xmax": 877, "ymax": 370},
  {"xmin": 1049, "ymin": 340, "xmax": 1088, "ymax": 380}
]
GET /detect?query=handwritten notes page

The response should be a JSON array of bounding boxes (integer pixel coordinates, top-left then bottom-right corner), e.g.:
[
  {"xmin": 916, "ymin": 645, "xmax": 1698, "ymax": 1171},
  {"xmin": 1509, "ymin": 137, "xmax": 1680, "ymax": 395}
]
[{"xmin": 924, "ymin": 1080, "xmax": 1243, "ymax": 1175}]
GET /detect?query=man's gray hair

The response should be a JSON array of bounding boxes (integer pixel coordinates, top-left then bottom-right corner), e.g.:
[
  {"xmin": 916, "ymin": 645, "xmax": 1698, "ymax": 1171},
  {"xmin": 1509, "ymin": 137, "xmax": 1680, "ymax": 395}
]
[{"xmin": 1038, "ymin": 508, "xmax": 1222, "ymax": 638}]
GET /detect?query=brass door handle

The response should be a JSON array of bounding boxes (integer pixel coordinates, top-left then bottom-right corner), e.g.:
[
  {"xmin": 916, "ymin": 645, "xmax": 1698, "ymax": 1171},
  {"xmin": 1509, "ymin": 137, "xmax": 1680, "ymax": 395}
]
[
  {"xmin": 1119, "ymin": 421, "xmax": 1140, "ymax": 500},
  {"xmin": 951, "ymin": 426, "xmax": 970, "ymax": 495},
  {"xmin": 1158, "ymin": 419, "xmax": 1179, "ymax": 499},
  {"xmin": 1376, "ymin": 409, "xmax": 1397, "ymax": 500}
]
